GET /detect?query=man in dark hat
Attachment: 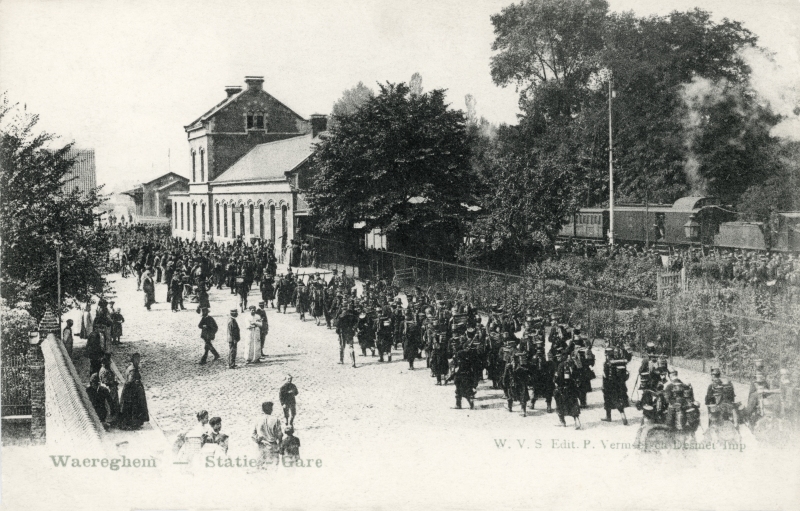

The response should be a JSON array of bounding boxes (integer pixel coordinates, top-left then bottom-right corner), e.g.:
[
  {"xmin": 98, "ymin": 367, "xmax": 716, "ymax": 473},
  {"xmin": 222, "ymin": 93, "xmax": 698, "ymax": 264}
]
[
  {"xmin": 601, "ymin": 345, "xmax": 630, "ymax": 425},
  {"xmin": 529, "ymin": 340, "xmax": 555, "ymax": 413},
  {"xmin": 402, "ymin": 310, "xmax": 421, "ymax": 370},
  {"xmin": 375, "ymin": 306, "xmax": 394, "ymax": 362},
  {"xmin": 554, "ymin": 348, "xmax": 582, "ymax": 429},
  {"xmin": 337, "ymin": 301, "xmax": 358, "ymax": 367},
  {"xmin": 226, "ymin": 309, "xmax": 240, "ymax": 369},
  {"xmin": 170, "ymin": 270, "xmax": 185, "ymax": 312},
  {"xmin": 198, "ymin": 307, "xmax": 220, "ymax": 365},
  {"xmin": 448, "ymin": 347, "xmax": 476, "ymax": 410},
  {"xmin": 502, "ymin": 353, "xmax": 529, "ymax": 416}
]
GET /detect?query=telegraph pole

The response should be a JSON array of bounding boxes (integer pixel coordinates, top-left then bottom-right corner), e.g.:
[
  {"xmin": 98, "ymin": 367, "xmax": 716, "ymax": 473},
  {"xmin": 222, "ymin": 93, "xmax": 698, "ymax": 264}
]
[{"xmin": 608, "ymin": 73, "xmax": 615, "ymax": 246}]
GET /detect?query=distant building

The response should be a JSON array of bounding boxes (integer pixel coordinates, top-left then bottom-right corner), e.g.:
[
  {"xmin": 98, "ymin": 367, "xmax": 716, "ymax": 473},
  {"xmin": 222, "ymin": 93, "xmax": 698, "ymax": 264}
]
[
  {"xmin": 123, "ymin": 172, "xmax": 189, "ymax": 222},
  {"xmin": 62, "ymin": 147, "xmax": 96, "ymax": 198},
  {"xmin": 170, "ymin": 75, "xmax": 326, "ymax": 252}
]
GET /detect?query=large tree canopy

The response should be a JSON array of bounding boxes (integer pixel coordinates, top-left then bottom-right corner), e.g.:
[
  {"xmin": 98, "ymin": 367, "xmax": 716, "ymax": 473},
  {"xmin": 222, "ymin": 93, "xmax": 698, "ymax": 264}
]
[
  {"xmin": 466, "ymin": 1, "xmax": 796, "ymax": 269},
  {"xmin": 0, "ymin": 95, "xmax": 109, "ymax": 318},
  {"xmin": 306, "ymin": 82, "xmax": 473, "ymax": 257}
]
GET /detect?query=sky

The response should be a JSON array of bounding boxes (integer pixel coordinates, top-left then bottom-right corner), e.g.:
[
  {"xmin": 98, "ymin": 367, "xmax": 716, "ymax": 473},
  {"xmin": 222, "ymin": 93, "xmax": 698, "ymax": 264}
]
[{"xmin": 1, "ymin": 0, "xmax": 798, "ymax": 190}]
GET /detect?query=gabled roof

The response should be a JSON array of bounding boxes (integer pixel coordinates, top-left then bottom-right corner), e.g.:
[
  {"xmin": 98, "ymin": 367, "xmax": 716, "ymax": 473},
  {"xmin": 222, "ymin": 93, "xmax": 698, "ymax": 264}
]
[
  {"xmin": 184, "ymin": 88, "xmax": 307, "ymax": 131},
  {"xmin": 144, "ymin": 172, "xmax": 189, "ymax": 187},
  {"xmin": 213, "ymin": 133, "xmax": 317, "ymax": 183}
]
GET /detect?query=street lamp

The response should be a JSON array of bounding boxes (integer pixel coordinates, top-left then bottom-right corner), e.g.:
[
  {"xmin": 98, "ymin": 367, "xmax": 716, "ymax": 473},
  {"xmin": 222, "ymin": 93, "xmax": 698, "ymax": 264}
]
[{"xmin": 28, "ymin": 331, "xmax": 41, "ymax": 346}]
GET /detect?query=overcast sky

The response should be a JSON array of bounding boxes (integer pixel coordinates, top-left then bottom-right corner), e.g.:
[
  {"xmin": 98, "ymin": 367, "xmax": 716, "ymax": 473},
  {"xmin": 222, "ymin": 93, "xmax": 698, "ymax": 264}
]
[{"xmin": 1, "ymin": 0, "xmax": 798, "ymax": 190}]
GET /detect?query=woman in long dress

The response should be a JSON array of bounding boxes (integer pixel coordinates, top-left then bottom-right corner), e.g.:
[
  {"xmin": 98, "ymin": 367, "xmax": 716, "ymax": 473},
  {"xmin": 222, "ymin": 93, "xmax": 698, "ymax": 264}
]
[
  {"xmin": 80, "ymin": 302, "xmax": 93, "ymax": 339},
  {"xmin": 119, "ymin": 353, "xmax": 149, "ymax": 430},
  {"xmin": 246, "ymin": 309, "xmax": 262, "ymax": 363}
]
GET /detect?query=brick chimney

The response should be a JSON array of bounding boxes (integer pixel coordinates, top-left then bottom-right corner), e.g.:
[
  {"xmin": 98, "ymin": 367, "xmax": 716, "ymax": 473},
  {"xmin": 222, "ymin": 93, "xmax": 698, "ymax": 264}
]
[
  {"xmin": 244, "ymin": 76, "xmax": 264, "ymax": 92},
  {"xmin": 225, "ymin": 86, "xmax": 243, "ymax": 98},
  {"xmin": 310, "ymin": 114, "xmax": 328, "ymax": 137}
]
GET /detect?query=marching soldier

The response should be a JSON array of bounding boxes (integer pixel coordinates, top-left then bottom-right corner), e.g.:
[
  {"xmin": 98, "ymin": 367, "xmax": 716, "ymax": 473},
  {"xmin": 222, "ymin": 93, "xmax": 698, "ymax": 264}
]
[
  {"xmin": 447, "ymin": 348, "xmax": 476, "ymax": 409},
  {"xmin": 529, "ymin": 340, "xmax": 555, "ymax": 413},
  {"xmin": 554, "ymin": 348, "xmax": 582, "ymax": 429},
  {"xmin": 502, "ymin": 353, "xmax": 529, "ymax": 416},
  {"xmin": 601, "ymin": 345, "xmax": 630, "ymax": 425},
  {"xmin": 356, "ymin": 308, "xmax": 376, "ymax": 357},
  {"xmin": 375, "ymin": 306, "xmax": 394, "ymax": 363},
  {"xmin": 402, "ymin": 310, "xmax": 421, "ymax": 370},
  {"xmin": 336, "ymin": 301, "xmax": 358, "ymax": 367},
  {"xmin": 704, "ymin": 367, "xmax": 738, "ymax": 428}
]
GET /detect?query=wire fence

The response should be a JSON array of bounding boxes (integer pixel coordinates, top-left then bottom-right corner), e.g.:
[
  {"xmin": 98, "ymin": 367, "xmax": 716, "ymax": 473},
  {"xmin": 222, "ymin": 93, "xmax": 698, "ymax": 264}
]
[
  {"xmin": 1, "ymin": 354, "xmax": 31, "ymax": 417},
  {"xmin": 309, "ymin": 234, "xmax": 800, "ymax": 383}
]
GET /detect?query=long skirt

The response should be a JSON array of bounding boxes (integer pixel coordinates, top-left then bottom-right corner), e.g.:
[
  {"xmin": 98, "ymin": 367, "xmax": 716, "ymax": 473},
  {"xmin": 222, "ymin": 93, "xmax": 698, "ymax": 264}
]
[
  {"xmin": 119, "ymin": 382, "xmax": 149, "ymax": 428},
  {"xmin": 246, "ymin": 327, "xmax": 261, "ymax": 363}
]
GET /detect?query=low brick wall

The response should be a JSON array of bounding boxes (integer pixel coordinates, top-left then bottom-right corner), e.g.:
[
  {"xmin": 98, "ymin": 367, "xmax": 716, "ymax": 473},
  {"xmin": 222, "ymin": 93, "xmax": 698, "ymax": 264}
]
[{"xmin": 41, "ymin": 334, "xmax": 113, "ymax": 454}]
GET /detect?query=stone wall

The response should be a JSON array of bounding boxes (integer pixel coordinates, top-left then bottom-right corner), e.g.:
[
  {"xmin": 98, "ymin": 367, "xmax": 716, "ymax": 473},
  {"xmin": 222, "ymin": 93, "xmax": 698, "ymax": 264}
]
[{"xmin": 40, "ymin": 334, "xmax": 111, "ymax": 454}]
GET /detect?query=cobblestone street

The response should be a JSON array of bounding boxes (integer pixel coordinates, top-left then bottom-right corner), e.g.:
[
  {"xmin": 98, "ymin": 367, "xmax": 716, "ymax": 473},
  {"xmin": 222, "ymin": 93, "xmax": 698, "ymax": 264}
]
[{"xmin": 20, "ymin": 270, "xmax": 789, "ymax": 510}]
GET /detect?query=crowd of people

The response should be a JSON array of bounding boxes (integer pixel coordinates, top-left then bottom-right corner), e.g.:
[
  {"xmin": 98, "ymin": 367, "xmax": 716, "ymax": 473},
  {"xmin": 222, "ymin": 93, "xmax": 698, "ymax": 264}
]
[
  {"xmin": 560, "ymin": 239, "xmax": 800, "ymax": 289},
  {"xmin": 87, "ymin": 225, "xmax": 799, "ymax": 452}
]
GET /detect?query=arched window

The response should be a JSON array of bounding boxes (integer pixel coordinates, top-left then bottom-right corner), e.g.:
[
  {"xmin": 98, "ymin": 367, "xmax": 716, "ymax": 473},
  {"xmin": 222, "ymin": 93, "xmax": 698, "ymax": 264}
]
[
  {"xmin": 240, "ymin": 207, "xmax": 245, "ymax": 238},
  {"xmin": 201, "ymin": 203, "xmax": 206, "ymax": 238},
  {"xmin": 191, "ymin": 151, "xmax": 196, "ymax": 182},
  {"xmin": 215, "ymin": 203, "xmax": 220, "ymax": 236},
  {"xmin": 249, "ymin": 204, "xmax": 254, "ymax": 235},
  {"xmin": 180, "ymin": 203, "xmax": 184, "ymax": 230},
  {"xmin": 199, "ymin": 149, "xmax": 205, "ymax": 182},
  {"xmin": 231, "ymin": 205, "xmax": 236, "ymax": 236},
  {"xmin": 192, "ymin": 204, "xmax": 197, "ymax": 234},
  {"xmin": 281, "ymin": 204, "xmax": 288, "ymax": 247},
  {"xmin": 259, "ymin": 205, "xmax": 265, "ymax": 239},
  {"xmin": 174, "ymin": 207, "xmax": 178, "ymax": 228},
  {"xmin": 223, "ymin": 204, "xmax": 228, "ymax": 237},
  {"xmin": 270, "ymin": 204, "xmax": 276, "ymax": 242}
]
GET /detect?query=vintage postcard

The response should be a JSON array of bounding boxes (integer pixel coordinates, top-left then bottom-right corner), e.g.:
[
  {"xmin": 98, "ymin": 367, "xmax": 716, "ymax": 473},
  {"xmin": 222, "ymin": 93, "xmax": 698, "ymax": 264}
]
[{"xmin": 1, "ymin": 0, "xmax": 799, "ymax": 510}]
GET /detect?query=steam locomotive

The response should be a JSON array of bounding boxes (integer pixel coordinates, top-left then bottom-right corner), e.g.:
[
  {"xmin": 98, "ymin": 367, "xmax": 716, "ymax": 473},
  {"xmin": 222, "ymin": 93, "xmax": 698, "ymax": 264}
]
[{"xmin": 558, "ymin": 196, "xmax": 800, "ymax": 252}]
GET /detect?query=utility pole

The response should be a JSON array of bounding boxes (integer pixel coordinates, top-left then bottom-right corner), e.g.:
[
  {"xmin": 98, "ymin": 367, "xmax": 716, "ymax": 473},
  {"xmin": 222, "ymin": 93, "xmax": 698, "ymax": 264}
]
[{"xmin": 608, "ymin": 74, "xmax": 615, "ymax": 246}]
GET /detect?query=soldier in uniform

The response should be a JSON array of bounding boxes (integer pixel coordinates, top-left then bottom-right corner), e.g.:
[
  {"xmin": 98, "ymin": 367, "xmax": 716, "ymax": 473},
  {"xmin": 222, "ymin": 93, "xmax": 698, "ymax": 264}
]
[
  {"xmin": 375, "ymin": 306, "xmax": 394, "ymax": 362},
  {"xmin": 704, "ymin": 367, "xmax": 738, "ymax": 428},
  {"xmin": 402, "ymin": 310, "xmax": 421, "ymax": 370},
  {"xmin": 356, "ymin": 308, "xmax": 376, "ymax": 357},
  {"xmin": 429, "ymin": 328, "xmax": 450, "ymax": 385},
  {"xmin": 554, "ymin": 348, "xmax": 582, "ymax": 429},
  {"xmin": 601, "ymin": 345, "xmax": 630, "ymax": 425},
  {"xmin": 502, "ymin": 353, "xmax": 529, "ymax": 416},
  {"xmin": 529, "ymin": 340, "xmax": 555, "ymax": 413},
  {"xmin": 447, "ymin": 348, "xmax": 476, "ymax": 409},
  {"xmin": 336, "ymin": 301, "xmax": 358, "ymax": 367},
  {"xmin": 569, "ymin": 333, "xmax": 595, "ymax": 407}
]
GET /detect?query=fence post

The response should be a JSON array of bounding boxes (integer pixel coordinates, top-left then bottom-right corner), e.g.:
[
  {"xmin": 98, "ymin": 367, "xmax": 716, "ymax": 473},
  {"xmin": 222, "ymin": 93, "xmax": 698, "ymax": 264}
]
[{"xmin": 669, "ymin": 295, "xmax": 674, "ymax": 366}]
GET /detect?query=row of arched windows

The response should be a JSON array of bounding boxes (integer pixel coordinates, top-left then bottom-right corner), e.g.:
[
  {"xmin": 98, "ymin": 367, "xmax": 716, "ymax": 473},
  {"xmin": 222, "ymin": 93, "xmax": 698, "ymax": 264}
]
[{"xmin": 173, "ymin": 199, "xmax": 289, "ymax": 243}]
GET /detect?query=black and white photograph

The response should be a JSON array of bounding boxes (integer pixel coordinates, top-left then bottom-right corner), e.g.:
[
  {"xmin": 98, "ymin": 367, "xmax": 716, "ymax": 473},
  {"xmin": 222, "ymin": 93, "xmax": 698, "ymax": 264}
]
[{"xmin": 1, "ymin": 0, "xmax": 799, "ymax": 509}]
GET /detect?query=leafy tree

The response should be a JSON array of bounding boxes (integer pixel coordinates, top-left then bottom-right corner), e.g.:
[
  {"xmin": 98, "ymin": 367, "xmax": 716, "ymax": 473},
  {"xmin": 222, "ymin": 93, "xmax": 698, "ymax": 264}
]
[
  {"xmin": 485, "ymin": 0, "xmax": 789, "ymax": 256},
  {"xmin": 0, "ymin": 95, "xmax": 110, "ymax": 319},
  {"xmin": 306, "ymin": 82, "xmax": 473, "ymax": 258},
  {"xmin": 409, "ymin": 72, "xmax": 423, "ymax": 96},
  {"xmin": 491, "ymin": 0, "xmax": 608, "ymax": 117},
  {"xmin": 329, "ymin": 82, "xmax": 375, "ymax": 130}
]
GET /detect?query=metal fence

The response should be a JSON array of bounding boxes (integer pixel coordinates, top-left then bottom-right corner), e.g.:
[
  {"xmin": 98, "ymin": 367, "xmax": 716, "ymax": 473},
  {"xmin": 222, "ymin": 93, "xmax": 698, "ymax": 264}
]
[
  {"xmin": 1, "ymin": 354, "xmax": 31, "ymax": 417},
  {"xmin": 309, "ymin": 235, "xmax": 800, "ymax": 383}
]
